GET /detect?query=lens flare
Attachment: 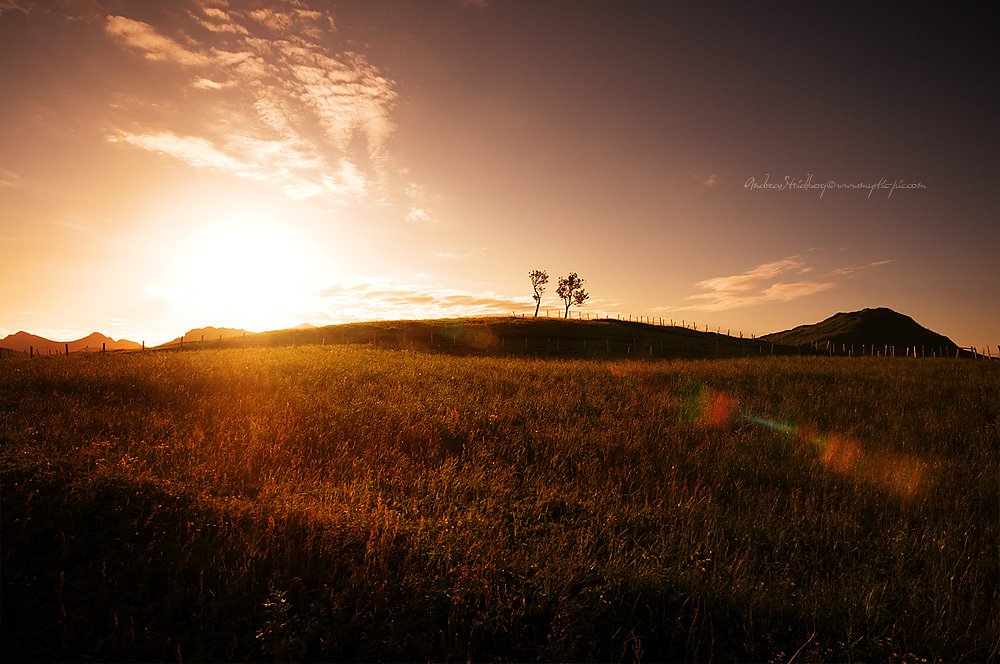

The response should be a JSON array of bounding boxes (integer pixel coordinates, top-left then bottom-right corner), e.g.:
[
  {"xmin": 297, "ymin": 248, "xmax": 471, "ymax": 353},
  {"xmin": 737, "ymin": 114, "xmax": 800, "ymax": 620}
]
[
  {"xmin": 681, "ymin": 382, "xmax": 737, "ymax": 426},
  {"xmin": 678, "ymin": 383, "xmax": 931, "ymax": 500}
]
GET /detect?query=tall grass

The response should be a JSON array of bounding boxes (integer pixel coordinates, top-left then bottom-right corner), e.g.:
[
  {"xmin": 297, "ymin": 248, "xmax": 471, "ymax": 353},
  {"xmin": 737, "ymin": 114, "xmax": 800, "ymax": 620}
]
[{"xmin": 2, "ymin": 348, "xmax": 997, "ymax": 661}]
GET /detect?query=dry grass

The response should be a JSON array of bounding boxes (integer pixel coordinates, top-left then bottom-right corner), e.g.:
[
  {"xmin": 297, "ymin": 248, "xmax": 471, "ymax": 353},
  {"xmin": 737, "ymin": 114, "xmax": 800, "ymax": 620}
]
[{"xmin": 2, "ymin": 347, "xmax": 997, "ymax": 661}]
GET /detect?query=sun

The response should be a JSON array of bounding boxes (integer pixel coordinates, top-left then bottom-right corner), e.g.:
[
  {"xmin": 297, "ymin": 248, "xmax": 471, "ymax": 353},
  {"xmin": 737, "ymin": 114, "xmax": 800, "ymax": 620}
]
[{"xmin": 157, "ymin": 202, "xmax": 323, "ymax": 332}]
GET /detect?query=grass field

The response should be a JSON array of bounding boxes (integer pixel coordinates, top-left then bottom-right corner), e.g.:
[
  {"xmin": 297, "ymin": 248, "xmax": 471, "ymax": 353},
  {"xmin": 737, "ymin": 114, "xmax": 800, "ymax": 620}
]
[{"xmin": 1, "ymin": 344, "xmax": 997, "ymax": 661}]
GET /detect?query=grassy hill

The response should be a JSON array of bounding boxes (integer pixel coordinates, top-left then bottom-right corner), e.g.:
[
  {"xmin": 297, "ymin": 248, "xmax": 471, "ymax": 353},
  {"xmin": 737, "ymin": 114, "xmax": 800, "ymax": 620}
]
[
  {"xmin": 158, "ymin": 316, "xmax": 801, "ymax": 359},
  {"xmin": 172, "ymin": 326, "xmax": 251, "ymax": 344},
  {"xmin": 761, "ymin": 308, "xmax": 958, "ymax": 356}
]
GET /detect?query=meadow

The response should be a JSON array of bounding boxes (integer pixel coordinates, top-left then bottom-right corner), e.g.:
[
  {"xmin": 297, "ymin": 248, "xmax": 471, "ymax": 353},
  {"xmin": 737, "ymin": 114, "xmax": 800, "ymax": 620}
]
[{"xmin": 1, "ymin": 344, "xmax": 997, "ymax": 662}]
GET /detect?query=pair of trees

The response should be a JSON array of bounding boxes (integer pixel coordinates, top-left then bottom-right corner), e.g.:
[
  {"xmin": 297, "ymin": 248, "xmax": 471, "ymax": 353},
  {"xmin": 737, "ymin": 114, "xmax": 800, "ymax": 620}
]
[{"xmin": 529, "ymin": 269, "xmax": 589, "ymax": 318}]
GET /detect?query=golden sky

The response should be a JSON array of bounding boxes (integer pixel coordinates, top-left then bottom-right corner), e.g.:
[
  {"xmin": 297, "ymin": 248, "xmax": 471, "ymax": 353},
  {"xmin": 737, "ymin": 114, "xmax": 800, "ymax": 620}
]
[{"xmin": 1, "ymin": 1, "xmax": 996, "ymax": 348}]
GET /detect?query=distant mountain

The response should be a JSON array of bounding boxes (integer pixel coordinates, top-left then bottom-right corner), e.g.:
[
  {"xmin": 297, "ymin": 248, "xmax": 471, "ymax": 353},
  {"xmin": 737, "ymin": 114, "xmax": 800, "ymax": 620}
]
[
  {"xmin": 1, "ymin": 331, "xmax": 142, "ymax": 355},
  {"xmin": 761, "ymin": 308, "xmax": 958, "ymax": 354}
]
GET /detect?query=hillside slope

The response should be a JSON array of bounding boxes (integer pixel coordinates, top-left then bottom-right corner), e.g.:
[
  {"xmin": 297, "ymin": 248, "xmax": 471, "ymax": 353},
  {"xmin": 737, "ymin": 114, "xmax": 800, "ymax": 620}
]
[
  {"xmin": 158, "ymin": 316, "xmax": 795, "ymax": 359},
  {"xmin": 761, "ymin": 308, "xmax": 957, "ymax": 354}
]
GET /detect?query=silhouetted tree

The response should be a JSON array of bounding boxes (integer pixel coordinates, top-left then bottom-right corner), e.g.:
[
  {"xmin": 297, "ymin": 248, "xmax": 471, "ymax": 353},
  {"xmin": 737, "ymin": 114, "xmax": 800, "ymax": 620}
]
[
  {"xmin": 529, "ymin": 269, "xmax": 548, "ymax": 317},
  {"xmin": 556, "ymin": 272, "xmax": 589, "ymax": 318}
]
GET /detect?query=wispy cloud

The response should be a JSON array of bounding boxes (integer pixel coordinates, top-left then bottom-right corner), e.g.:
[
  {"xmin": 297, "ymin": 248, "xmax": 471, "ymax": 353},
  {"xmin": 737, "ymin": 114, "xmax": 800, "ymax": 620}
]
[
  {"xmin": 319, "ymin": 279, "xmax": 525, "ymax": 321},
  {"xmin": 189, "ymin": 7, "xmax": 249, "ymax": 35},
  {"xmin": 102, "ymin": 1, "xmax": 399, "ymax": 206},
  {"xmin": 52, "ymin": 214, "xmax": 97, "ymax": 233},
  {"xmin": 402, "ymin": 182, "xmax": 441, "ymax": 223},
  {"xmin": 406, "ymin": 207, "xmax": 433, "ymax": 223},
  {"xmin": 191, "ymin": 77, "xmax": 232, "ymax": 90},
  {"xmin": 696, "ymin": 257, "xmax": 811, "ymax": 294},
  {"xmin": 830, "ymin": 258, "xmax": 897, "ymax": 277},
  {"xmin": 109, "ymin": 132, "xmax": 251, "ymax": 173},
  {"xmin": 109, "ymin": 130, "xmax": 340, "ymax": 201},
  {"xmin": 105, "ymin": 15, "xmax": 210, "ymax": 67},
  {"xmin": 322, "ymin": 159, "xmax": 368, "ymax": 201},
  {"xmin": 758, "ymin": 281, "xmax": 835, "ymax": 302},
  {"xmin": 0, "ymin": 169, "xmax": 25, "ymax": 188},
  {"xmin": 682, "ymin": 254, "xmax": 897, "ymax": 311},
  {"xmin": 0, "ymin": 0, "xmax": 31, "ymax": 16},
  {"xmin": 684, "ymin": 256, "xmax": 833, "ymax": 311}
]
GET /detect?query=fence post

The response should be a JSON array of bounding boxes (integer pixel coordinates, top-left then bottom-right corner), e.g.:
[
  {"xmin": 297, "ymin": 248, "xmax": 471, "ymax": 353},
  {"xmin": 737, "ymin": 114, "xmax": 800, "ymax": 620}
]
[{"xmin": 65, "ymin": 343, "xmax": 69, "ymax": 356}]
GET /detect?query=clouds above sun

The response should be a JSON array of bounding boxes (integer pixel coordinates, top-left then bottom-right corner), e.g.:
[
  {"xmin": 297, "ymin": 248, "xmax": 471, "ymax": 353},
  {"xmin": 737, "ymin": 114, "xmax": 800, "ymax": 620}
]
[
  {"xmin": 101, "ymin": 1, "xmax": 404, "ymax": 208},
  {"xmin": 2, "ymin": 1, "xmax": 994, "ymax": 349}
]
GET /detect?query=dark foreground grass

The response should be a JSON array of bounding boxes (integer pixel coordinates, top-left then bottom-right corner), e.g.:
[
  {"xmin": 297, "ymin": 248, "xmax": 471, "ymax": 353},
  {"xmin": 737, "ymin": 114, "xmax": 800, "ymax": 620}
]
[{"xmin": 1, "ymin": 348, "xmax": 997, "ymax": 662}]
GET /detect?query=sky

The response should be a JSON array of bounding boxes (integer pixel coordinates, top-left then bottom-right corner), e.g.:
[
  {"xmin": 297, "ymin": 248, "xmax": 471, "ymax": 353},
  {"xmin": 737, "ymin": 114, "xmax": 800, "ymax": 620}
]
[{"xmin": 1, "ymin": 0, "xmax": 997, "ymax": 348}]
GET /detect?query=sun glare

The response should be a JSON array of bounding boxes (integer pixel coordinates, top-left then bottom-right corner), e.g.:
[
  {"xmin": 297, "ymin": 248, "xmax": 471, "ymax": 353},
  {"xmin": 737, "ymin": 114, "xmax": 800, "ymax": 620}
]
[{"xmin": 158, "ymin": 205, "xmax": 322, "ymax": 332}]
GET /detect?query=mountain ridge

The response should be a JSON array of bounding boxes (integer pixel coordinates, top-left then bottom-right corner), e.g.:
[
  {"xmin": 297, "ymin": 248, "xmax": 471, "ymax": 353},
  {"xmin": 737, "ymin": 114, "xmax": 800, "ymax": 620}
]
[
  {"xmin": 1, "ymin": 331, "xmax": 142, "ymax": 355},
  {"xmin": 760, "ymin": 307, "xmax": 958, "ymax": 354},
  {"xmin": 5, "ymin": 308, "xmax": 964, "ymax": 358}
]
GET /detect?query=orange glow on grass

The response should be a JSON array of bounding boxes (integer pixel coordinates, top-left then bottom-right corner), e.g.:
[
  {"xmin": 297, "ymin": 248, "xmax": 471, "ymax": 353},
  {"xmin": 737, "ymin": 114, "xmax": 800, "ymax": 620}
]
[
  {"xmin": 679, "ymin": 382, "xmax": 932, "ymax": 500},
  {"xmin": 820, "ymin": 434, "xmax": 862, "ymax": 474},
  {"xmin": 681, "ymin": 382, "xmax": 738, "ymax": 427},
  {"xmin": 755, "ymin": 415, "xmax": 931, "ymax": 500}
]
